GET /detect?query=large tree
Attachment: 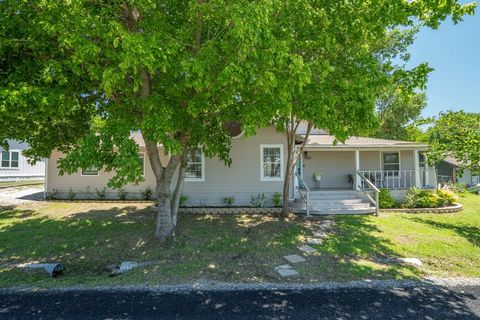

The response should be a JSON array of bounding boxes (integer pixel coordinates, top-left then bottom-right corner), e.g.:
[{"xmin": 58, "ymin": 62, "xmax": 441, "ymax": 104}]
[
  {"xmin": 427, "ymin": 110, "xmax": 480, "ymax": 176},
  {"xmin": 253, "ymin": 1, "xmax": 475, "ymax": 216},
  {"xmin": 0, "ymin": 0, "xmax": 282, "ymax": 241},
  {"xmin": 374, "ymin": 90, "xmax": 428, "ymax": 141},
  {"xmin": 0, "ymin": 1, "xmax": 476, "ymax": 236}
]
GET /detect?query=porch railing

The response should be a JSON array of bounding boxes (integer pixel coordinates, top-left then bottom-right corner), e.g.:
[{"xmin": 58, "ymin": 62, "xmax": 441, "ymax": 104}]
[
  {"xmin": 358, "ymin": 169, "xmax": 436, "ymax": 190},
  {"xmin": 356, "ymin": 170, "xmax": 379, "ymax": 215},
  {"xmin": 295, "ymin": 171, "xmax": 310, "ymax": 216}
]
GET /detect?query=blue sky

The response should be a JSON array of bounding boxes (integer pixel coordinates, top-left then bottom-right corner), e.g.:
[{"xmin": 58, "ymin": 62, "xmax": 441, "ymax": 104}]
[{"xmin": 406, "ymin": 10, "xmax": 479, "ymax": 118}]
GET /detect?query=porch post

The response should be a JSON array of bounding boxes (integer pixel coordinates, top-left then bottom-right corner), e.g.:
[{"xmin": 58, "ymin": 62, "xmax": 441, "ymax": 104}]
[
  {"xmin": 355, "ymin": 150, "xmax": 360, "ymax": 190},
  {"xmin": 414, "ymin": 149, "xmax": 421, "ymax": 188},
  {"xmin": 424, "ymin": 154, "xmax": 430, "ymax": 187}
]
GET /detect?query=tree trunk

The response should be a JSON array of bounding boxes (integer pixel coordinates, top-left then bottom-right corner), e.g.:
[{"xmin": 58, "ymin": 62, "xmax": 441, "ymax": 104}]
[
  {"xmin": 155, "ymin": 185, "xmax": 175, "ymax": 242},
  {"xmin": 171, "ymin": 148, "xmax": 188, "ymax": 226},
  {"xmin": 281, "ymin": 119, "xmax": 313, "ymax": 217}
]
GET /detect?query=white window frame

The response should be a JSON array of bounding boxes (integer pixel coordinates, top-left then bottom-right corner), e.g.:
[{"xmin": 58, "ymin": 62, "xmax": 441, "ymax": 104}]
[
  {"xmin": 381, "ymin": 151, "xmax": 401, "ymax": 172},
  {"xmin": 138, "ymin": 152, "xmax": 145, "ymax": 177},
  {"xmin": 185, "ymin": 148, "xmax": 205, "ymax": 182},
  {"xmin": 81, "ymin": 167, "xmax": 99, "ymax": 176},
  {"xmin": 260, "ymin": 144, "xmax": 284, "ymax": 181},
  {"xmin": 1, "ymin": 150, "xmax": 20, "ymax": 169}
]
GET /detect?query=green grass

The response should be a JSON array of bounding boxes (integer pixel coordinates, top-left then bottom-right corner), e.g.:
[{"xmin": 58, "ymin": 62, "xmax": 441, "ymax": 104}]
[
  {"xmin": 0, "ymin": 194, "xmax": 479, "ymax": 288},
  {"xmin": 0, "ymin": 180, "xmax": 43, "ymax": 189}
]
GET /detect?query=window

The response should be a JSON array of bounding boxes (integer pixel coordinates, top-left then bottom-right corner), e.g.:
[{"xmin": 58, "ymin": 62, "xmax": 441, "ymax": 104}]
[
  {"xmin": 261, "ymin": 145, "xmax": 283, "ymax": 181},
  {"xmin": 138, "ymin": 153, "xmax": 145, "ymax": 176},
  {"xmin": 1, "ymin": 151, "xmax": 19, "ymax": 168},
  {"xmin": 81, "ymin": 167, "xmax": 99, "ymax": 176},
  {"xmin": 185, "ymin": 148, "xmax": 204, "ymax": 181},
  {"xmin": 382, "ymin": 152, "xmax": 400, "ymax": 172}
]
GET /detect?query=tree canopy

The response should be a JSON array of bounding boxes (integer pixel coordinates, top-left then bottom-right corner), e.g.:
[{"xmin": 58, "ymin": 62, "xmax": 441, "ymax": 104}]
[
  {"xmin": 0, "ymin": 0, "xmax": 476, "ymax": 239},
  {"xmin": 427, "ymin": 110, "xmax": 480, "ymax": 176}
]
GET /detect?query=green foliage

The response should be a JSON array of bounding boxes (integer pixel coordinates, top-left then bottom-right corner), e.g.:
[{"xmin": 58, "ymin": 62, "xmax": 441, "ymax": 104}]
[
  {"xmin": 374, "ymin": 90, "xmax": 428, "ymax": 141},
  {"xmin": 179, "ymin": 195, "xmax": 188, "ymax": 207},
  {"xmin": 250, "ymin": 193, "xmax": 267, "ymax": 208},
  {"xmin": 272, "ymin": 192, "xmax": 282, "ymax": 207},
  {"xmin": 379, "ymin": 189, "xmax": 397, "ymax": 209},
  {"xmin": 427, "ymin": 111, "xmax": 480, "ymax": 176},
  {"xmin": 117, "ymin": 189, "xmax": 128, "ymax": 201},
  {"xmin": 141, "ymin": 187, "xmax": 153, "ymax": 201},
  {"xmin": 403, "ymin": 188, "xmax": 440, "ymax": 208},
  {"xmin": 45, "ymin": 189, "xmax": 58, "ymax": 200},
  {"xmin": 222, "ymin": 196, "xmax": 235, "ymax": 208},
  {"xmin": 95, "ymin": 187, "xmax": 106, "ymax": 200},
  {"xmin": 84, "ymin": 186, "xmax": 93, "ymax": 200},
  {"xmin": 437, "ymin": 189, "xmax": 459, "ymax": 206},
  {"xmin": 67, "ymin": 188, "xmax": 76, "ymax": 201}
]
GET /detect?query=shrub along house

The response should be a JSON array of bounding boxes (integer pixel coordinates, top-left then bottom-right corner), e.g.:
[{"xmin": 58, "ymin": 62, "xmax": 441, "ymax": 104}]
[{"xmin": 45, "ymin": 127, "xmax": 436, "ymax": 214}]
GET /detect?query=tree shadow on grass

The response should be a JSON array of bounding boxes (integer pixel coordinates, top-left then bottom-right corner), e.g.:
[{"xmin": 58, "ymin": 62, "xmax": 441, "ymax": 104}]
[{"xmin": 407, "ymin": 216, "xmax": 480, "ymax": 247}]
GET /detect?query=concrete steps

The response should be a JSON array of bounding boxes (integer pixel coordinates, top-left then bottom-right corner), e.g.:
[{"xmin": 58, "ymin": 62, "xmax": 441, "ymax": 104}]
[{"xmin": 291, "ymin": 191, "xmax": 375, "ymax": 215}]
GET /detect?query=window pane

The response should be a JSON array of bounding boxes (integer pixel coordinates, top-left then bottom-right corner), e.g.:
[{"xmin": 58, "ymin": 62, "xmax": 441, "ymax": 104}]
[
  {"xmin": 11, "ymin": 152, "xmax": 19, "ymax": 161},
  {"xmin": 186, "ymin": 148, "xmax": 203, "ymax": 179},
  {"xmin": 138, "ymin": 154, "xmax": 145, "ymax": 175},
  {"xmin": 1, "ymin": 151, "xmax": 9, "ymax": 166},
  {"xmin": 383, "ymin": 164, "xmax": 399, "ymax": 171},
  {"xmin": 262, "ymin": 146, "xmax": 281, "ymax": 178},
  {"xmin": 383, "ymin": 153, "xmax": 399, "ymax": 164},
  {"xmin": 82, "ymin": 167, "xmax": 98, "ymax": 175}
]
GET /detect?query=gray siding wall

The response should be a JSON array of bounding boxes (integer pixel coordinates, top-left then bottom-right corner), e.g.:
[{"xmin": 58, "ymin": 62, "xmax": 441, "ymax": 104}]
[
  {"xmin": 0, "ymin": 140, "xmax": 45, "ymax": 181},
  {"xmin": 47, "ymin": 127, "xmax": 287, "ymax": 206},
  {"xmin": 302, "ymin": 151, "xmax": 355, "ymax": 189}
]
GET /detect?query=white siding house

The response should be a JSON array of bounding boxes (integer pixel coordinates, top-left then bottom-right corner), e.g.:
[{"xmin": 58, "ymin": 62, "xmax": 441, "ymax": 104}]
[{"xmin": 0, "ymin": 140, "xmax": 45, "ymax": 182}]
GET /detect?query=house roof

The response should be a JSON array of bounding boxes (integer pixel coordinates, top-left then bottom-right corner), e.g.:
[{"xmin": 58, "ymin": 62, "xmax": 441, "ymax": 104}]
[{"xmin": 302, "ymin": 134, "xmax": 427, "ymax": 148}]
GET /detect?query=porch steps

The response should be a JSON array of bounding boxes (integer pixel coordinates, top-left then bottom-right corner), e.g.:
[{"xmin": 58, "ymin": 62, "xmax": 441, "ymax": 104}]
[{"xmin": 290, "ymin": 191, "xmax": 375, "ymax": 215}]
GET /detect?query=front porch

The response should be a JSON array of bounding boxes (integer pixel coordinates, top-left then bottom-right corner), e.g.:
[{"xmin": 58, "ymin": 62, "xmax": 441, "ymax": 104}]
[{"xmin": 296, "ymin": 149, "xmax": 437, "ymax": 191}]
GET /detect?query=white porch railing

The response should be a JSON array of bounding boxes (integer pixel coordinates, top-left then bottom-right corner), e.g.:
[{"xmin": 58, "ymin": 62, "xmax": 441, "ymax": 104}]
[
  {"xmin": 358, "ymin": 169, "xmax": 437, "ymax": 190},
  {"xmin": 295, "ymin": 171, "xmax": 310, "ymax": 216},
  {"xmin": 356, "ymin": 170, "xmax": 379, "ymax": 215}
]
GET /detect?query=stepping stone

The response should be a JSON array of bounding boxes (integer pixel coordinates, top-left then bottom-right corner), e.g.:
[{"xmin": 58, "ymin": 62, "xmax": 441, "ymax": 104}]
[
  {"xmin": 306, "ymin": 237, "xmax": 323, "ymax": 245},
  {"xmin": 312, "ymin": 231, "xmax": 329, "ymax": 238},
  {"xmin": 297, "ymin": 244, "xmax": 317, "ymax": 254},
  {"xmin": 283, "ymin": 254, "xmax": 306, "ymax": 263},
  {"xmin": 378, "ymin": 257, "xmax": 423, "ymax": 267},
  {"xmin": 275, "ymin": 265, "xmax": 299, "ymax": 277}
]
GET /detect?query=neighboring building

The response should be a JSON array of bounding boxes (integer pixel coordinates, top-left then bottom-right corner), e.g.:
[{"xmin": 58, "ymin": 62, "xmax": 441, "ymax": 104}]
[
  {"xmin": 0, "ymin": 140, "xmax": 45, "ymax": 182},
  {"xmin": 437, "ymin": 156, "xmax": 479, "ymax": 187},
  {"xmin": 45, "ymin": 127, "xmax": 435, "ymax": 214}
]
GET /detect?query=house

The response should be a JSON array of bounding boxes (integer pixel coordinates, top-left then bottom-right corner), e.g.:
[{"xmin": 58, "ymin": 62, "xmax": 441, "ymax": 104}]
[
  {"xmin": 0, "ymin": 140, "xmax": 45, "ymax": 182},
  {"xmin": 437, "ymin": 156, "xmax": 479, "ymax": 186},
  {"xmin": 45, "ymin": 127, "xmax": 435, "ymax": 214}
]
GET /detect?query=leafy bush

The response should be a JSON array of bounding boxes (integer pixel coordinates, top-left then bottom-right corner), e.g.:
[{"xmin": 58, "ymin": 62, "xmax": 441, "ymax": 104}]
[
  {"xmin": 402, "ymin": 188, "xmax": 440, "ymax": 208},
  {"xmin": 179, "ymin": 195, "xmax": 188, "ymax": 207},
  {"xmin": 379, "ymin": 189, "xmax": 396, "ymax": 209},
  {"xmin": 96, "ymin": 187, "xmax": 106, "ymax": 200},
  {"xmin": 141, "ymin": 187, "xmax": 153, "ymax": 200},
  {"xmin": 67, "ymin": 188, "xmax": 76, "ymax": 201},
  {"xmin": 250, "ymin": 193, "xmax": 267, "ymax": 208},
  {"xmin": 437, "ymin": 189, "xmax": 459, "ymax": 206},
  {"xmin": 272, "ymin": 192, "xmax": 282, "ymax": 207},
  {"xmin": 117, "ymin": 189, "xmax": 128, "ymax": 200},
  {"xmin": 45, "ymin": 189, "xmax": 58, "ymax": 200},
  {"xmin": 223, "ymin": 196, "xmax": 235, "ymax": 207},
  {"xmin": 84, "ymin": 186, "xmax": 93, "ymax": 199}
]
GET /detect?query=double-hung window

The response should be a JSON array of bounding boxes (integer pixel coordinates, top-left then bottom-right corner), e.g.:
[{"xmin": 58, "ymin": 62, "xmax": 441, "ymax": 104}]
[
  {"xmin": 185, "ymin": 148, "xmax": 204, "ymax": 181},
  {"xmin": 81, "ymin": 167, "xmax": 99, "ymax": 176},
  {"xmin": 261, "ymin": 145, "xmax": 283, "ymax": 181},
  {"xmin": 138, "ymin": 153, "xmax": 145, "ymax": 176},
  {"xmin": 1, "ymin": 151, "xmax": 19, "ymax": 168},
  {"xmin": 382, "ymin": 152, "xmax": 400, "ymax": 173}
]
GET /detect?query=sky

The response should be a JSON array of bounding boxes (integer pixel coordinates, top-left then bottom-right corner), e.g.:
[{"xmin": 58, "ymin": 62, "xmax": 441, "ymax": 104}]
[{"xmin": 406, "ymin": 9, "xmax": 479, "ymax": 118}]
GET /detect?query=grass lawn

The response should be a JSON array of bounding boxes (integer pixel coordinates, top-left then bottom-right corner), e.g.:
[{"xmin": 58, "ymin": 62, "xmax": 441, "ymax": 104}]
[
  {"xmin": 0, "ymin": 180, "xmax": 44, "ymax": 189},
  {"xmin": 0, "ymin": 194, "xmax": 479, "ymax": 288}
]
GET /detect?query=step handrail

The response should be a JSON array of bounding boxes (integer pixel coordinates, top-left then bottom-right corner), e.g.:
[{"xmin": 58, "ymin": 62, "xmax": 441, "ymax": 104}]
[
  {"xmin": 356, "ymin": 170, "xmax": 380, "ymax": 215},
  {"xmin": 295, "ymin": 171, "xmax": 310, "ymax": 216}
]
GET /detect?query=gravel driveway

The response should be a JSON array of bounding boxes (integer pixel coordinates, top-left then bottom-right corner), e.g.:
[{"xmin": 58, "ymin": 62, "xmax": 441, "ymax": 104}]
[{"xmin": 0, "ymin": 185, "xmax": 44, "ymax": 205}]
